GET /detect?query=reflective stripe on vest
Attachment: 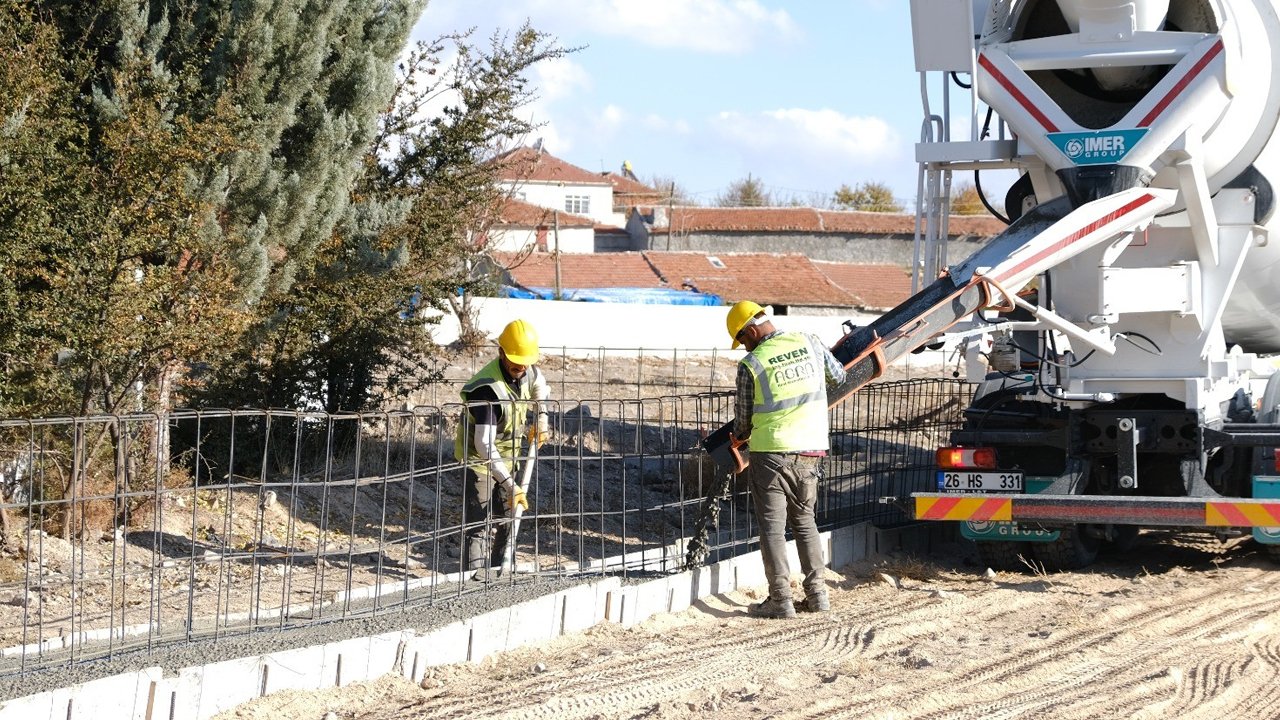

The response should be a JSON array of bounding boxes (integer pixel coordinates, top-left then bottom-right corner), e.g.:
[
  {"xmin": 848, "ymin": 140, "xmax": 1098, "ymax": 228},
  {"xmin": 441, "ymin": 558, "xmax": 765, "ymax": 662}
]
[
  {"xmin": 740, "ymin": 332, "xmax": 829, "ymax": 453},
  {"xmin": 453, "ymin": 359, "xmax": 535, "ymax": 474}
]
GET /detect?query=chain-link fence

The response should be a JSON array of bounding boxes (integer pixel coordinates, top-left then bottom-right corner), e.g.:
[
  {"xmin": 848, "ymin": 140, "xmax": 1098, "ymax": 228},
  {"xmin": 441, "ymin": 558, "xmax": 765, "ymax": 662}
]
[{"xmin": 0, "ymin": 377, "xmax": 971, "ymax": 677}]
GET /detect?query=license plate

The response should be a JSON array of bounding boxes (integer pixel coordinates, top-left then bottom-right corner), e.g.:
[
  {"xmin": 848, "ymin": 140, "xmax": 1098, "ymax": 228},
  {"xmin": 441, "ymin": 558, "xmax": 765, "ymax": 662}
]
[{"xmin": 937, "ymin": 470, "xmax": 1023, "ymax": 493}]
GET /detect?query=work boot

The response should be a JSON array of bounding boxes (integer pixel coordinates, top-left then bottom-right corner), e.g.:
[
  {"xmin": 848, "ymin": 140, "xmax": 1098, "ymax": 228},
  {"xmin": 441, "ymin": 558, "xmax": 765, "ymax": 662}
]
[
  {"xmin": 797, "ymin": 592, "xmax": 830, "ymax": 613},
  {"xmin": 748, "ymin": 597, "xmax": 796, "ymax": 619}
]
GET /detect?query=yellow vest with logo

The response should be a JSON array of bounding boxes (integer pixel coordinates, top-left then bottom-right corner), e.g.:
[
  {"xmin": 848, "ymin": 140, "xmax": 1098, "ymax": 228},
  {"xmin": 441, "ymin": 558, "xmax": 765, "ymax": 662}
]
[
  {"xmin": 741, "ymin": 332, "xmax": 829, "ymax": 453},
  {"xmin": 453, "ymin": 359, "xmax": 535, "ymax": 475}
]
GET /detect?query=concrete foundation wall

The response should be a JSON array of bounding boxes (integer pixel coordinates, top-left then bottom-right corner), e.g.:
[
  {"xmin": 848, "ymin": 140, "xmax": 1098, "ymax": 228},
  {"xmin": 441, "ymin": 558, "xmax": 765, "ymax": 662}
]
[{"xmin": 0, "ymin": 522, "xmax": 956, "ymax": 720}]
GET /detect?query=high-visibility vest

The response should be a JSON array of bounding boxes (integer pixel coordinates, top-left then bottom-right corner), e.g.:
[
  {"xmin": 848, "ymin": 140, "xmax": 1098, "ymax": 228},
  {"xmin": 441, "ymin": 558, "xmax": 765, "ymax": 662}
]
[
  {"xmin": 453, "ymin": 359, "xmax": 536, "ymax": 475},
  {"xmin": 740, "ymin": 332, "xmax": 829, "ymax": 453}
]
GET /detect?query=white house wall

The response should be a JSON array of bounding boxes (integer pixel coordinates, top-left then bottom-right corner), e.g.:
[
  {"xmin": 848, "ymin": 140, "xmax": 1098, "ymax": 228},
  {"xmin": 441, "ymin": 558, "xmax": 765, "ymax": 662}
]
[
  {"xmin": 500, "ymin": 181, "xmax": 613, "ymax": 226},
  {"xmin": 489, "ymin": 226, "xmax": 595, "ymax": 254}
]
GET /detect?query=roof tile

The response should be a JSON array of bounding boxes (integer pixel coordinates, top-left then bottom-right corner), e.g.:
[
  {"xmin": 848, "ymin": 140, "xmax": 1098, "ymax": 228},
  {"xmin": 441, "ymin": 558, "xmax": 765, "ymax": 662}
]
[{"xmin": 492, "ymin": 147, "xmax": 611, "ymax": 186}]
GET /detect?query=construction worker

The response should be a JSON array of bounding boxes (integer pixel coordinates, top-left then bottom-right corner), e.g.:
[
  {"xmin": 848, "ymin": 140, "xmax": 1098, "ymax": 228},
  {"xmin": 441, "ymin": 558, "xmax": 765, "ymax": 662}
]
[
  {"xmin": 726, "ymin": 300, "xmax": 846, "ymax": 618},
  {"xmin": 454, "ymin": 319, "xmax": 550, "ymax": 574}
]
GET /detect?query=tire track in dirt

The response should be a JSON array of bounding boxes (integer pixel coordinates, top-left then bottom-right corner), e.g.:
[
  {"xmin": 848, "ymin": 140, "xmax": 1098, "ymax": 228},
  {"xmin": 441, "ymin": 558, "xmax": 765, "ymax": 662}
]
[
  {"xmin": 951, "ymin": 581, "xmax": 1280, "ymax": 720},
  {"xmin": 777, "ymin": 567, "xmax": 1274, "ymax": 720},
  {"xmin": 409, "ymin": 596, "xmax": 920, "ymax": 719},
  {"xmin": 1177, "ymin": 632, "xmax": 1280, "ymax": 720},
  {"xmin": 410, "ymin": 583, "xmax": 1058, "ymax": 720}
]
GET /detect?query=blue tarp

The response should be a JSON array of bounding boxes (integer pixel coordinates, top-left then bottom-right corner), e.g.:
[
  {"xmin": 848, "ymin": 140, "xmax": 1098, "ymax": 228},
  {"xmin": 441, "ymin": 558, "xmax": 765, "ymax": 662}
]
[{"xmin": 500, "ymin": 286, "xmax": 722, "ymax": 306}]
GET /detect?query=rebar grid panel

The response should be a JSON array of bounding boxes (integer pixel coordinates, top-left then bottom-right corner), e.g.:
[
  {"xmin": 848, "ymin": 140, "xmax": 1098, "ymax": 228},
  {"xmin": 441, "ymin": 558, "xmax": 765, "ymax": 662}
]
[{"xmin": 0, "ymin": 378, "xmax": 970, "ymax": 676}]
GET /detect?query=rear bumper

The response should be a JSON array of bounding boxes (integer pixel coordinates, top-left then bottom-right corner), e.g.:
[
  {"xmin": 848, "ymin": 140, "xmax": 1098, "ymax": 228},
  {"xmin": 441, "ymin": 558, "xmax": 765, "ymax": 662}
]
[{"xmin": 913, "ymin": 491, "xmax": 1280, "ymax": 528}]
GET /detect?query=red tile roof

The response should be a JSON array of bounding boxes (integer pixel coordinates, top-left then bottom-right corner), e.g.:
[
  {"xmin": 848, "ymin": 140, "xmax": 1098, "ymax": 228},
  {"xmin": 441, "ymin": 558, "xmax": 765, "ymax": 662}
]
[
  {"xmin": 498, "ymin": 197, "xmax": 594, "ymax": 228},
  {"xmin": 644, "ymin": 252, "xmax": 858, "ymax": 308},
  {"xmin": 491, "ymin": 251, "xmax": 923, "ymax": 310},
  {"xmin": 491, "ymin": 147, "xmax": 610, "ymax": 186},
  {"xmin": 812, "ymin": 261, "xmax": 915, "ymax": 310},
  {"xmin": 602, "ymin": 172, "xmax": 660, "ymax": 196},
  {"xmin": 494, "ymin": 252, "xmax": 663, "ymax": 289},
  {"xmin": 649, "ymin": 206, "xmax": 1005, "ymax": 238}
]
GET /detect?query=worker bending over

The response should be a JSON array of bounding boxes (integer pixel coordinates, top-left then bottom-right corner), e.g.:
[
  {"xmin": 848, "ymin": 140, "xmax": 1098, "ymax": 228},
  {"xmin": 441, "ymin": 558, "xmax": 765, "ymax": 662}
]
[
  {"xmin": 454, "ymin": 319, "xmax": 550, "ymax": 574},
  {"xmin": 726, "ymin": 301, "xmax": 846, "ymax": 618}
]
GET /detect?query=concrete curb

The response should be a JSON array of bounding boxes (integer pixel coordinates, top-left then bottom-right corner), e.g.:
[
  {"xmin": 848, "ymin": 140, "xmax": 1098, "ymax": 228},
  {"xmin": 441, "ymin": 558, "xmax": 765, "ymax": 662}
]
[{"xmin": 0, "ymin": 521, "xmax": 953, "ymax": 720}]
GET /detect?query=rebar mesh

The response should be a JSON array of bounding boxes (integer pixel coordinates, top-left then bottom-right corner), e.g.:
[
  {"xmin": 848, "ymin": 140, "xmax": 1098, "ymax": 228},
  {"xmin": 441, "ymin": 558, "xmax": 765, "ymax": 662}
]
[{"xmin": 0, "ymin": 371, "xmax": 970, "ymax": 677}]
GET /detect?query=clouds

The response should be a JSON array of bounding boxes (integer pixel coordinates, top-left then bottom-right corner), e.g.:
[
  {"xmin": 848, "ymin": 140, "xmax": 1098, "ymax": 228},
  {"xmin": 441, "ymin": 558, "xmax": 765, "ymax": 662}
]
[
  {"xmin": 409, "ymin": 1, "xmax": 927, "ymax": 201},
  {"xmin": 420, "ymin": 0, "xmax": 800, "ymax": 54},
  {"xmin": 714, "ymin": 108, "xmax": 900, "ymax": 164}
]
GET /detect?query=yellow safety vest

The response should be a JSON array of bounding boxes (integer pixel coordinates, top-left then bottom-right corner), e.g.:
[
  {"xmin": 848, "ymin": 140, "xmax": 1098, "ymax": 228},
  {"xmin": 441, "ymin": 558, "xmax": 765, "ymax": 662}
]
[
  {"xmin": 740, "ymin": 332, "xmax": 829, "ymax": 453},
  {"xmin": 453, "ymin": 359, "xmax": 535, "ymax": 475}
]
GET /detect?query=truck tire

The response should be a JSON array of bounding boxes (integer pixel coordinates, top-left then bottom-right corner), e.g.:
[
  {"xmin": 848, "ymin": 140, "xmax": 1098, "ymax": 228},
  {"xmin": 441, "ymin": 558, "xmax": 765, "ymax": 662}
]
[
  {"xmin": 1103, "ymin": 525, "xmax": 1141, "ymax": 554},
  {"xmin": 1029, "ymin": 525, "xmax": 1099, "ymax": 570},
  {"xmin": 1266, "ymin": 544, "xmax": 1280, "ymax": 562},
  {"xmin": 975, "ymin": 541, "xmax": 1031, "ymax": 572}
]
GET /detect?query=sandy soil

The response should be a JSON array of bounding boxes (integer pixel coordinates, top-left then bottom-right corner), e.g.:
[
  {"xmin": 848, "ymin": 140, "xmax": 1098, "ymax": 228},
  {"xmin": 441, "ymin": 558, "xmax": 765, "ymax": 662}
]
[{"xmin": 212, "ymin": 530, "xmax": 1280, "ymax": 720}]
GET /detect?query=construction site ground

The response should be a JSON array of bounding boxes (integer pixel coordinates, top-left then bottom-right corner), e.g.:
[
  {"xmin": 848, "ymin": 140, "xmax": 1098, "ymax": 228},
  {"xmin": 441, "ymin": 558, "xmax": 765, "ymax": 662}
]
[{"xmin": 214, "ymin": 529, "xmax": 1280, "ymax": 720}]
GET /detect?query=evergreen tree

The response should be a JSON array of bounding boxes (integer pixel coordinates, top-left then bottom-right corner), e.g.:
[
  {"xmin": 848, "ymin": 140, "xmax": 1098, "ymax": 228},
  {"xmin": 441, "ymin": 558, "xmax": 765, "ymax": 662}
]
[{"xmin": 194, "ymin": 24, "xmax": 574, "ymax": 411}]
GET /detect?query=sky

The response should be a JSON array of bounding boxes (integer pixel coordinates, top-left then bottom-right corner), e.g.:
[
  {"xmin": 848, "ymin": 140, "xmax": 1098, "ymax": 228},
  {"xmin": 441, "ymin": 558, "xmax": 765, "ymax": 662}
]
[{"xmin": 407, "ymin": 0, "xmax": 988, "ymax": 209}]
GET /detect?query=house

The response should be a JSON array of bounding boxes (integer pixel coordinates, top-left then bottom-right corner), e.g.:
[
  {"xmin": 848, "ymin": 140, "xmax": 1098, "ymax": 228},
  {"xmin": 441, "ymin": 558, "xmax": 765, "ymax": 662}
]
[
  {"xmin": 482, "ymin": 197, "xmax": 596, "ymax": 254},
  {"xmin": 492, "ymin": 147, "xmax": 624, "ymax": 227}
]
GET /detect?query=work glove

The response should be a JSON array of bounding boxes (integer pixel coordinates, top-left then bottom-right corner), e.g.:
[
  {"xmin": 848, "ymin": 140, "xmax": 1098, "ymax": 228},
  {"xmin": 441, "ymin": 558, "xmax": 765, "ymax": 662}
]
[
  {"xmin": 526, "ymin": 412, "xmax": 549, "ymax": 446},
  {"xmin": 505, "ymin": 486, "xmax": 528, "ymax": 513}
]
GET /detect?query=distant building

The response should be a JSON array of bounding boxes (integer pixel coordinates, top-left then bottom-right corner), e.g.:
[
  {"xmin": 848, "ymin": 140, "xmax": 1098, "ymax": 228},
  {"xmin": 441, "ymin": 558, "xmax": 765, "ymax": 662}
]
[{"xmin": 627, "ymin": 206, "xmax": 1006, "ymax": 267}]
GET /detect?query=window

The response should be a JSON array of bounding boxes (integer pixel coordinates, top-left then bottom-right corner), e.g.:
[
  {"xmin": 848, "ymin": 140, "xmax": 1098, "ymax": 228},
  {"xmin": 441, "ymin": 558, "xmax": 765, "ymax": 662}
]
[{"xmin": 564, "ymin": 194, "xmax": 590, "ymax": 214}]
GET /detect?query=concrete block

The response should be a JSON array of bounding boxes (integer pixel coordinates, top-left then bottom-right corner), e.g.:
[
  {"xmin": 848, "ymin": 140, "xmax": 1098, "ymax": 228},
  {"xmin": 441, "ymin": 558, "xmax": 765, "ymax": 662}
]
[
  {"xmin": 733, "ymin": 556, "xmax": 767, "ymax": 590},
  {"xmin": 259, "ymin": 644, "xmax": 327, "ymax": 695},
  {"xmin": 505, "ymin": 592, "xmax": 561, "ymax": 649},
  {"xmin": 320, "ymin": 632, "xmax": 403, "ymax": 687},
  {"xmin": 666, "ymin": 571, "xmax": 693, "ymax": 613},
  {"xmin": 622, "ymin": 577, "xmax": 669, "ymax": 627},
  {"xmin": 466, "ymin": 607, "xmax": 513, "ymax": 662},
  {"xmin": 411, "ymin": 621, "xmax": 470, "ymax": 670},
  {"xmin": 558, "ymin": 582, "xmax": 603, "ymax": 635},
  {"xmin": 0, "ymin": 668, "xmax": 160, "ymax": 720},
  {"xmin": 184, "ymin": 656, "xmax": 260, "ymax": 720}
]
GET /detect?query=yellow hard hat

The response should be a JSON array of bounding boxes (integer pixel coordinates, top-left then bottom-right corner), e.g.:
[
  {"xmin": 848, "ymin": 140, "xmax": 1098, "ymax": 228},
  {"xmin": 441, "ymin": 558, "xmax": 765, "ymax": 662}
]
[
  {"xmin": 498, "ymin": 319, "xmax": 540, "ymax": 364},
  {"xmin": 726, "ymin": 300, "xmax": 764, "ymax": 349}
]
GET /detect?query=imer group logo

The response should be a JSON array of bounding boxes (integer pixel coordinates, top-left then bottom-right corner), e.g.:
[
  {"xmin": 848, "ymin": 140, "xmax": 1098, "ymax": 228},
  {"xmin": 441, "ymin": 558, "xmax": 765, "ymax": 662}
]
[{"xmin": 1048, "ymin": 129, "xmax": 1147, "ymax": 166}]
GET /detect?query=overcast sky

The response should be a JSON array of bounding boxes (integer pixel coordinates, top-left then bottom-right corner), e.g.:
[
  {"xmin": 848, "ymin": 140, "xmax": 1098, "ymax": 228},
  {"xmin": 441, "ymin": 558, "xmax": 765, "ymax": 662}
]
[{"xmin": 409, "ymin": 0, "xmax": 1009, "ymax": 208}]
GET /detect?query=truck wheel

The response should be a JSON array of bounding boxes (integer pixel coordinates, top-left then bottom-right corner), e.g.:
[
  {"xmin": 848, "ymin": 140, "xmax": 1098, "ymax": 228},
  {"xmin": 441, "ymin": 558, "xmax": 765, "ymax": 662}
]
[
  {"xmin": 1103, "ymin": 525, "xmax": 1141, "ymax": 554},
  {"xmin": 975, "ymin": 541, "xmax": 1032, "ymax": 572},
  {"xmin": 1029, "ymin": 525, "xmax": 1099, "ymax": 570},
  {"xmin": 1264, "ymin": 544, "xmax": 1280, "ymax": 562}
]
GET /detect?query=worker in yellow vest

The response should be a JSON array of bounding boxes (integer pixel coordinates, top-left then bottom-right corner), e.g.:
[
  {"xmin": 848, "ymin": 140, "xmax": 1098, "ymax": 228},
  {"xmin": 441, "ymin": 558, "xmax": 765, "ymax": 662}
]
[
  {"xmin": 454, "ymin": 319, "xmax": 550, "ymax": 574},
  {"xmin": 726, "ymin": 300, "xmax": 847, "ymax": 618}
]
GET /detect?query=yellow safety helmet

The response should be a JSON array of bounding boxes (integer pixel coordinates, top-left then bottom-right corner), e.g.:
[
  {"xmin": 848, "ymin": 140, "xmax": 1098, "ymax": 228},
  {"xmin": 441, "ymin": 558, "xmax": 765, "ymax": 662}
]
[
  {"xmin": 725, "ymin": 300, "xmax": 764, "ymax": 349},
  {"xmin": 498, "ymin": 319, "xmax": 540, "ymax": 365}
]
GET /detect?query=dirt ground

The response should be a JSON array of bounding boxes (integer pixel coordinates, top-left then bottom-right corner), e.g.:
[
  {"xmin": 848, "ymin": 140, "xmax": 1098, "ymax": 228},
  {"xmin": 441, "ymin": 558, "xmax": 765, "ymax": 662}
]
[{"xmin": 212, "ymin": 530, "xmax": 1280, "ymax": 720}]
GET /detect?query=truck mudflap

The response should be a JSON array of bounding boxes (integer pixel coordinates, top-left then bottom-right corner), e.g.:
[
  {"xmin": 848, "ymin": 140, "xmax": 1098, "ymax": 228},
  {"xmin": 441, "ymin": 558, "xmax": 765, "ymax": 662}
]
[{"xmin": 914, "ymin": 491, "xmax": 1280, "ymax": 528}]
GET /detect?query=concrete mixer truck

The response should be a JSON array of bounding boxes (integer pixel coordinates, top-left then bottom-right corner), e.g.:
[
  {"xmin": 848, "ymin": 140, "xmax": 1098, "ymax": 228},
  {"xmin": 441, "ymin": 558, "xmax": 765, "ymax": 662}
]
[
  {"xmin": 694, "ymin": 0, "xmax": 1280, "ymax": 571},
  {"xmin": 905, "ymin": 0, "xmax": 1280, "ymax": 569}
]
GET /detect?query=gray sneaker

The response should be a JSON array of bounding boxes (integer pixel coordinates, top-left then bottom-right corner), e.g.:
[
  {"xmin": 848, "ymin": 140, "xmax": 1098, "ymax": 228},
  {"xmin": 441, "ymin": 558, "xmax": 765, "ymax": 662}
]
[
  {"xmin": 748, "ymin": 597, "xmax": 796, "ymax": 619},
  {"xmin": 797, "ymin": 593, "xmax": 830, "ymax": 613}
]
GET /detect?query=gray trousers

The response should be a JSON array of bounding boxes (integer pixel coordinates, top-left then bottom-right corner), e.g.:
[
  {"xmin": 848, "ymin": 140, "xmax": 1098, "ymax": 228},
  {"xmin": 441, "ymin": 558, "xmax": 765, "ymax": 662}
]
[
  {"xmin": 461, "ymin": 467, "xmax": 511, "ymax": 570},
  {"xmin": 747, "ymin": 452, "xmax": 826, "ymax": 601}
]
